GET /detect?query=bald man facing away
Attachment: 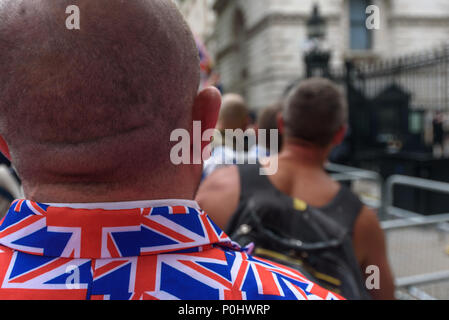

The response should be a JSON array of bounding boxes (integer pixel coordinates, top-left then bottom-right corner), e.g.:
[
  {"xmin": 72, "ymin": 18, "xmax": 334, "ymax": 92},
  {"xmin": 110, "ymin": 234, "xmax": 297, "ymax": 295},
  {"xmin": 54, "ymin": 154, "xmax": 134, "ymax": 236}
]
[{"xmin": 0, "ymin": 0, "xmax": 342, "ymax": 300}]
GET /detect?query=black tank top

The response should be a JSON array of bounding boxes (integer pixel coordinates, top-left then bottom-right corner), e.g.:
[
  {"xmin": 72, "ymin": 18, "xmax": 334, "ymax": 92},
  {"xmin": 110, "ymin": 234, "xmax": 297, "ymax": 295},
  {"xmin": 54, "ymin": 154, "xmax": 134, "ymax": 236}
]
[{"xmin": 226, "ymin": 163, "xmax": 364, "ymax": 237}]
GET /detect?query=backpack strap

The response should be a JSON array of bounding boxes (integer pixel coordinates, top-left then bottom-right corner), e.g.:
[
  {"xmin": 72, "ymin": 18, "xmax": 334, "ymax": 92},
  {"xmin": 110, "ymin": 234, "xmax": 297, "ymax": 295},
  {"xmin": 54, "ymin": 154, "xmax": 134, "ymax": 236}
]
[
  {"xmin": 226, "ymin": 162, "xmax": 364, "ymax": 238},
  {"xmin": 238, "ymin": 163, "xmax": 275, "ymax": 201},
  {"xmin": 225, "ymin": 163, "xmax": 277, "ymax": 234},
  {"xmin": 319, "ymin": 185, "xmax": 364, "ymax": 237}
]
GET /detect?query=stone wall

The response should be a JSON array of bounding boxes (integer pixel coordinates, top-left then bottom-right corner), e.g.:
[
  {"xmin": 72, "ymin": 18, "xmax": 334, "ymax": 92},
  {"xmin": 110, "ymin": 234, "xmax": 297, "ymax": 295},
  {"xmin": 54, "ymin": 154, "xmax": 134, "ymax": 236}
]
[{"xmin": 212, "ymin": 0, "xmax": 449, "ymax": 110}]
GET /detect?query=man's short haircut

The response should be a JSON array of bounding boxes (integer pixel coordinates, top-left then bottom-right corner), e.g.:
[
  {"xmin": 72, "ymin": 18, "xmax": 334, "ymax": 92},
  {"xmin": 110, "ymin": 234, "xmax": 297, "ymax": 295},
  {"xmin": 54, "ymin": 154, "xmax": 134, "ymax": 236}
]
[
  {"xmin": 257, "ymin": 102, "xmax": 283, "ymax": 151},
  {"xmin": 0, "ymin": 0, "xmax": 200, "ymax": 184},
  {"xmin": 218, "ymin": 94, "xmax": 249, "ymax": 131},
  {"xmin": 257, "ymin": 102, "xmax": 282, "ymax": 132},
  {"xmin": 283, "ymin": 78, "xmax": 348, "ymax": 147}
]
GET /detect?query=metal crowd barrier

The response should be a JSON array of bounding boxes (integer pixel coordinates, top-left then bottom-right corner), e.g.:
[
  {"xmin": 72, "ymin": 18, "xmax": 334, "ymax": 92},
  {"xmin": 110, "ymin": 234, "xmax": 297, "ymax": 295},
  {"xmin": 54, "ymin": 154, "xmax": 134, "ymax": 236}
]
[
  {"xmin": 381, "ymin": 175, "xmax": 449, "ymax": 300},
  {"xmin": 381, "ymin": 175, "xmax": 449, "ymax": 230},
  {"xmin": 327, "ymin": 165, "xmax": 449, "ymax": 300}
]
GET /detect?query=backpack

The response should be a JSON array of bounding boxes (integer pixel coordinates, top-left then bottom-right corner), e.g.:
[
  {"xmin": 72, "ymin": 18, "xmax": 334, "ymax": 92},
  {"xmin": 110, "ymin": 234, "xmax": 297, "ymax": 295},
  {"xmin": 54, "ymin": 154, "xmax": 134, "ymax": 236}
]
[{"xmin": 227, "ymin": 163, "xmax": 371, "ymax": 300}]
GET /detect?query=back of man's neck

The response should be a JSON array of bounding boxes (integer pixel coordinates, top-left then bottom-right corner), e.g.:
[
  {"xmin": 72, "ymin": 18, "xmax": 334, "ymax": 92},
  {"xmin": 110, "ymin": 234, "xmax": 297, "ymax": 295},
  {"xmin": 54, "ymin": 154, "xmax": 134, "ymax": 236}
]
[
  {"xmin": 278, "ymin": 143, "xmax": 329, "ymax": 169},
  {"xmin": 21, "ymin": 179, "xmax": 196, "ymax": 204}
]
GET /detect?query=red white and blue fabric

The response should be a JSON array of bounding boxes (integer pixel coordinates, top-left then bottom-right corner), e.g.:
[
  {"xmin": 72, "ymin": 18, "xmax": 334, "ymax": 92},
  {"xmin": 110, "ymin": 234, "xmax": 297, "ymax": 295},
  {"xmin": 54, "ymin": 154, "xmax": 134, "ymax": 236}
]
[{"xmin": 0, "ymin": 199, "xmax": 343, "ymax": 300}]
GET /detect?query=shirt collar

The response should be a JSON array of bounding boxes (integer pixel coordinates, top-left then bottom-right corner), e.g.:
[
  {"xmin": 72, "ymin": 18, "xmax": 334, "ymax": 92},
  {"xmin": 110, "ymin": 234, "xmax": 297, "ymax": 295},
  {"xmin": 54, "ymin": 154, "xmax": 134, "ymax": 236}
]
[
  {"xmin": 43, "ymin": 199, "xmax": 201, "ymax": 210},
  {"xmin": 0, "ymin": 199, "xmax": 240, "ymax": 259}
]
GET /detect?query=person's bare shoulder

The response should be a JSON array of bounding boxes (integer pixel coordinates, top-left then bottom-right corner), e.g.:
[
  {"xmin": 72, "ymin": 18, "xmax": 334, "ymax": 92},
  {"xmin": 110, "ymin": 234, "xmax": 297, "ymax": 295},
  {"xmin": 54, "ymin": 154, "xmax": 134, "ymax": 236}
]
[
  {"xmin": 353, "ymin": 206, "xmax": 384, "ymax": 249},
  {"xmin": 352, "ymin": 206, "xmax": 387, "ymax": 265},
  {"xmin": 353, "ymin": 206, "xmax": 396, "ymax": 300},
  {"xmin": 195, "ymin": 166, "xmax": 240, "ymax": 230}
]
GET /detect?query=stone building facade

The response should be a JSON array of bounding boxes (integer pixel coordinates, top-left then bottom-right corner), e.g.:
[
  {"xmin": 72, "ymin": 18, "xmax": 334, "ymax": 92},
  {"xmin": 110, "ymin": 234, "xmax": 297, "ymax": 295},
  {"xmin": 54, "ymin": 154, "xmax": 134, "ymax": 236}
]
[
  {"xmin": 175, "ymin": 0, "xmax": 216, "ymax": 42},
  {"xmin": 211, "ymin": 0, "xmax": 449, "ymax": 110}
]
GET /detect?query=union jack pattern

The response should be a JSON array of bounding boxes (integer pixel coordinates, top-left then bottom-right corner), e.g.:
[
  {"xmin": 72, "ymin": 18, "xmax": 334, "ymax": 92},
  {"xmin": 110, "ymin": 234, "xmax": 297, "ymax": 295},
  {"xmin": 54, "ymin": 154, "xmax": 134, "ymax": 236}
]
[{"xmin": 0, "ymin": 199, "xmax": 343, "ymax": 300}]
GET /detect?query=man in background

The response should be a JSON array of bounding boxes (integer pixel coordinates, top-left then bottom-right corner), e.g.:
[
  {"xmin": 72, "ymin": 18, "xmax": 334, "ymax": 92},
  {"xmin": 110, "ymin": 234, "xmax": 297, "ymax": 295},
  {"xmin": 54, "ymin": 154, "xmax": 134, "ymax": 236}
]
[
  {"xmin": 247, "ymin": 102, "xmax": 283, "ymax": 162},
  {"xmin": 203, "ymin": 93, "xmax": 251, "ymax": 178},
  {"xmin": 197, "ymin": 78, "xmax": 396, "ymax": 300}
]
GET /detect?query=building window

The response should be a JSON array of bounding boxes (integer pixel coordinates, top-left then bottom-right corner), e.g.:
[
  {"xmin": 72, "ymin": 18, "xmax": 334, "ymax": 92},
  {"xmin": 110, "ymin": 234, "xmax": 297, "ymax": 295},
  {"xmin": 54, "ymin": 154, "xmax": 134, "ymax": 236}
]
[{"xmin": 349, "ymin": 0, "xmax": 372, "ymax": 50}]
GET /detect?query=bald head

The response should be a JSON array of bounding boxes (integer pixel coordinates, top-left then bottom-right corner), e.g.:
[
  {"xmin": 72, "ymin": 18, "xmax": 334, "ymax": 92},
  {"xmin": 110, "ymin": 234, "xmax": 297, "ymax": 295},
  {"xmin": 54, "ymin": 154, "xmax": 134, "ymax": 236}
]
[
  {"xmin": 0, "ymin": 0, "xmax": 200, "ymax": 187},
  {"xmin": 217, "ymin": 94, "xmax": 249, "ymax": 131}
]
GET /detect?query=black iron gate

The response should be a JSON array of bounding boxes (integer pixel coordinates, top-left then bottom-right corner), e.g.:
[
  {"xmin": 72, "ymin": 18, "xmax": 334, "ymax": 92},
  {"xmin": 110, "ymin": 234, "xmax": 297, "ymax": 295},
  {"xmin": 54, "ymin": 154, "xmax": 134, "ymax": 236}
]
[{"xmin": 322, "ymin": 44, "xmax": 449, "ymax": 214}]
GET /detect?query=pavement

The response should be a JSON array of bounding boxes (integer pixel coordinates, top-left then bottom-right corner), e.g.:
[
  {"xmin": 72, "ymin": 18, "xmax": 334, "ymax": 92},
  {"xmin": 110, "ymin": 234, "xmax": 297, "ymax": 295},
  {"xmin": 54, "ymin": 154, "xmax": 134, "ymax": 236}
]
[{"xmin": 385, "ymin": 226, "xmax": 449, "ymax": 300}]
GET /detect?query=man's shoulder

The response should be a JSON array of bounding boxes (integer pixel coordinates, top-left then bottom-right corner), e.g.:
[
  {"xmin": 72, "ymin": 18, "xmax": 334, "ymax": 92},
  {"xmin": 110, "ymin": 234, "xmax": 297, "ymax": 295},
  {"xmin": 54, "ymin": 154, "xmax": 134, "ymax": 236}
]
[
  {"xmin": 178, "ymin": 245, "xmax": 344, "ymax": 300},
  {"xmin": 241, "ymin": 252, "xmax": 344, "ymax": 300},
  {"xmin": 0, "ymin": 245, "xmax": 343, "ymax": 300},
  {"xmin": 0, "ymin": 245, "xmax": 13, "ymax": 259},
  {"xmin": 0, "ymin": 246, "xmax": 90, "ymax": 300}
]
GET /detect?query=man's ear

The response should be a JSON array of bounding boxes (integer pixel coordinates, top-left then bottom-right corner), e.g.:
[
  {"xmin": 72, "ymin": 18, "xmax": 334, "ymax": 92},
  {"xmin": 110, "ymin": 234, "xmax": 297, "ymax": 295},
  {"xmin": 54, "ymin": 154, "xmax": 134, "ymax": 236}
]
[
  {"xmin": 332, "ymin": 125, "xmax": 347, "ymax": 146},
  {"xmin": 0, "ymin": 136, "xmax": 11, "ymax": 160},
  {"xmin": 192, "ymin": 86, "xmax": 222, "ymax": 151}
]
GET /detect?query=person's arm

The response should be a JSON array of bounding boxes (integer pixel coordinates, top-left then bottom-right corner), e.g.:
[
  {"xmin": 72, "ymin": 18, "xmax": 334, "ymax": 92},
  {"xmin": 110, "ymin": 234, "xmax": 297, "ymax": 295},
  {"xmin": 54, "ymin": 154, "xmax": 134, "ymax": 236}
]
[
  {"xmin": 353, "ymin": 206, "xmax": 396, "ymax": 300},
  {"xmin": 195, "ymin": 166, "xmax": 240, "ymax": 230}
]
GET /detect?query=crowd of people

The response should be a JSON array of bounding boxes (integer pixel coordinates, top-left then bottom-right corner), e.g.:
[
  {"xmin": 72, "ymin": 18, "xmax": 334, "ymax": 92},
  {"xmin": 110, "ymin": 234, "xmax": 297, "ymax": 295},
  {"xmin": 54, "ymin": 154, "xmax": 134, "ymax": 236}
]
[{"xmin": 0, "ymin": 0, "xmax": 396, "ymax": 300}]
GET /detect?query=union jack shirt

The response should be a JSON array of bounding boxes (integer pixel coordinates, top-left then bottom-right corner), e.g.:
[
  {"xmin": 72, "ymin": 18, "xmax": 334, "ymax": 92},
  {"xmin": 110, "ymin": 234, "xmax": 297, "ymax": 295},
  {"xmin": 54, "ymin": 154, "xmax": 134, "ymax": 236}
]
[{"xmin": 0, "ymin": 199, "xmax": 343, "ymax": 300}]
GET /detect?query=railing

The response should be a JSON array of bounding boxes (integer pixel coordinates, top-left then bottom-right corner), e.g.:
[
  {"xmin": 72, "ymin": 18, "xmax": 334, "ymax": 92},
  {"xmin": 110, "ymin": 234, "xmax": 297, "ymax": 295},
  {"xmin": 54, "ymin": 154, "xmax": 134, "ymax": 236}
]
[
  {"xmin": 382, "ymin": 175, "xmax": 449, "ymax": 228},
  {"xmin": 354, "ymin": 43, "xmax": 449, "ymax": 111},
  {"xmin": 328, "ymin": 165, "xmax": 449, "ymax": 300},
  {"xmin": 380, "ymin": 174, "xmax": 449, "ymax": 300}
]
